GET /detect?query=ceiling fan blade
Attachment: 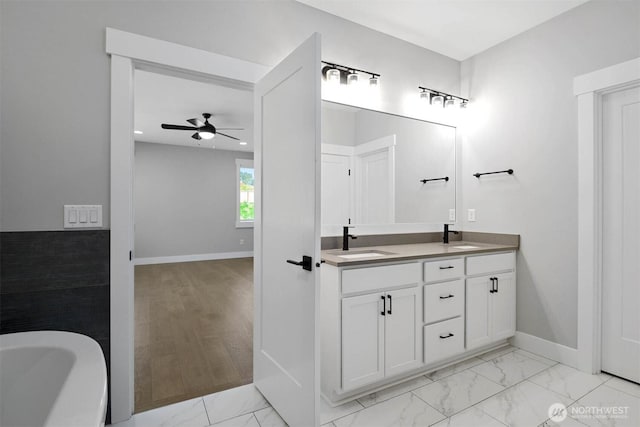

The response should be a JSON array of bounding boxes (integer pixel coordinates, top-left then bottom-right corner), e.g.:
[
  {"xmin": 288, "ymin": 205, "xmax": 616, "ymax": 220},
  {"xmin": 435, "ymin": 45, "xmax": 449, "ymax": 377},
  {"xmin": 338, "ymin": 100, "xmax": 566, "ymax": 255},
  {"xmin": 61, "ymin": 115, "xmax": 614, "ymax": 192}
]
[
  {"xmin": 162, "ymin": 124, "xmax": 197, "ymax": 131},
  {"xmin": 186, "ymin": 118, "xmax": 204, "ymax": 127},
  {"xmin": 217, "ymin": 128, "xmax": 244, "ymax": 131},
  {"xmin": 216, "ymin": 132, "xmax": 240, "ymax": 141},
  {"xmin": 192, "ymin": 132, "xmax": 202, "ymax": 140}
]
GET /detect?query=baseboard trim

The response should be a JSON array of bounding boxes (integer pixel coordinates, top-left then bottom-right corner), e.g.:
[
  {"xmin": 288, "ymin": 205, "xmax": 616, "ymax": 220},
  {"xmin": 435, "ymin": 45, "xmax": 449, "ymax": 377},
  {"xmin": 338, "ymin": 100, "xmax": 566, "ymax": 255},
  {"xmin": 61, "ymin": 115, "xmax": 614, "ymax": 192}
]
[
  {"xmin": 510, "ymin": 331, "xmax": 579, "ymax": 368},
  {"xmin": 134, "ymin": 251, "xmax": 254, "ymax": 265}
]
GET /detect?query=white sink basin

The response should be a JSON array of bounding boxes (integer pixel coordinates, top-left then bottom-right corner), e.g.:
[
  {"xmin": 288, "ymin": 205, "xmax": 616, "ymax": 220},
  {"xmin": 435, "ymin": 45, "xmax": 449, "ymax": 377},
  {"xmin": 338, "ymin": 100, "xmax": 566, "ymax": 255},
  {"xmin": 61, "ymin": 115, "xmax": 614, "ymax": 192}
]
[
  {"xmin": 329, "ymin": 249, "xmax": 396, "ymax": 259},
  {"xmin": 452, "ymin": 245, "xmax": 480, "ymax": 249},
  {"xmin": 338, "ymin": 251, "xmax": 390, "ymax": 259}
]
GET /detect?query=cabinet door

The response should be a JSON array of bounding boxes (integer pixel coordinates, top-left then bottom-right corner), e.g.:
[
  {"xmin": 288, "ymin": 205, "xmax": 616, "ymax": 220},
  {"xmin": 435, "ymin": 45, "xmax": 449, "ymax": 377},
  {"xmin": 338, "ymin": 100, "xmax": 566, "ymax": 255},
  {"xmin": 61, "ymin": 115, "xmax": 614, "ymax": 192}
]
[
  {"xmin": 341, "ymin": 293, "xmax": 385, "ymax": 390},
  {"xmin": 466, "ymin": 276, "xmax": 492, "ymax": 349},
  {"xmin": 384, "ymin": 287, "xmax": 422, "ymax": 377},
  {"xmin": 491, "ymin": 272, "xmax": 516, "ymax": 341}
]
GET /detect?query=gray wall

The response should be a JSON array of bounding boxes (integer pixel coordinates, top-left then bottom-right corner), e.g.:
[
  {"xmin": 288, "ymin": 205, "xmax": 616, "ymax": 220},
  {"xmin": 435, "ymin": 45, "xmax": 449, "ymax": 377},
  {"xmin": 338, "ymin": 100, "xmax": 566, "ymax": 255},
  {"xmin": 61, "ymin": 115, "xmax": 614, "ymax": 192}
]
[
  {"xmin": 0, "ymin": 0, "xmax": 459, "ymax": 231},
  {"xmin": 134, "ymin": 142, "xmax": 253, "ymax": 259},
  {"xmin": 460, "ymin": 0, "xmax": 640, "ymax": 348}
]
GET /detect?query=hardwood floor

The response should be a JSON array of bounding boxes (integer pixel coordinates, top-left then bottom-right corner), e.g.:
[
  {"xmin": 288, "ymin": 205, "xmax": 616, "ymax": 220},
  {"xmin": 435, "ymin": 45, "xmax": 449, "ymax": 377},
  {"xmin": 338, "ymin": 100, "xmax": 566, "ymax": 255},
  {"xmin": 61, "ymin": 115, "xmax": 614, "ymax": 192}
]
[{"xmin": 134, "ymin": 258, "xmax": 253, "ymax": 413}]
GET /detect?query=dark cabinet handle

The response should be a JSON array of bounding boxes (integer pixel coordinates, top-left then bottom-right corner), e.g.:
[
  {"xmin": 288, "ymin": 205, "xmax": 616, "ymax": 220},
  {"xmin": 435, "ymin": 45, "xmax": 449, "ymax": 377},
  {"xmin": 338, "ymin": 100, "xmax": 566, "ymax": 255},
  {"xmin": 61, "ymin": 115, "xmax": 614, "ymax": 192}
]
[
  {"xmin": 286, "ymin": 255, "xmax": 312, "ymax": 271},
  {"xmin": 439, "ymin": 333, "xmax": 454, "ymax": 339},
  {"xmin": 439, "ymin": 266, "xmax": 455, "ymax": 270},
  {"xmin": 439, "ymin": 294, "xmax": 455, "ymax": 299},
  {"xmin": 489, "ymin": 277, "xmax": 496, "ymax": 293},
  {"xmin": 380, "ymin": 295, "xmax": 386, "ymax": 316},
  {"xmin": 387, "ymin": 294, "xmax": 392, "ymax": 315},
  {"xmin": 495, "ymin": 277, "xmax": 499, "ymax": 293}
]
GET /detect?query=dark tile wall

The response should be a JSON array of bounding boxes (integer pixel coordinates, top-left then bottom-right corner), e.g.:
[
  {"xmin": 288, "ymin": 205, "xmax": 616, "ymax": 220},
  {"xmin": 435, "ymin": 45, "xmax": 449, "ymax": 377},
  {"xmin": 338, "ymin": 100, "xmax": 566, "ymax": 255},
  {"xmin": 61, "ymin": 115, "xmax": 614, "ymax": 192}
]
[{"xmin": 0, "ymin": 230, "xmax": 111, "ymax": 422}]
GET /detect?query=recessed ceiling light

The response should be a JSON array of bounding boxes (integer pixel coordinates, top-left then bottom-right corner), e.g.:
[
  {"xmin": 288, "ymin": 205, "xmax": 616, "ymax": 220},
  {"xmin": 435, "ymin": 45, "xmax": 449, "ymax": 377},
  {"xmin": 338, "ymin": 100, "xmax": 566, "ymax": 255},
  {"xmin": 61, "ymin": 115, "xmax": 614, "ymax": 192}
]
[
  {"xmin": 134, "ymin": 130, "xmax": 143, "ymax": 134},
  {"xmin": 239, "ymin": 141, "xmax": 248, "ymax": 146}
]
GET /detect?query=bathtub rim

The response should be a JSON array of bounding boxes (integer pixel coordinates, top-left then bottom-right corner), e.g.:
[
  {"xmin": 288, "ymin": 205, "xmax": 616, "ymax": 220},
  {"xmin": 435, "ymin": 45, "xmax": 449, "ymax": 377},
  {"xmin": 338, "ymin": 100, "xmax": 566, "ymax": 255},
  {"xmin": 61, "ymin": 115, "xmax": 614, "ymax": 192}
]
[{"xmin": 0, "ymin": 330, "xmax": 108, "ymax": 427}]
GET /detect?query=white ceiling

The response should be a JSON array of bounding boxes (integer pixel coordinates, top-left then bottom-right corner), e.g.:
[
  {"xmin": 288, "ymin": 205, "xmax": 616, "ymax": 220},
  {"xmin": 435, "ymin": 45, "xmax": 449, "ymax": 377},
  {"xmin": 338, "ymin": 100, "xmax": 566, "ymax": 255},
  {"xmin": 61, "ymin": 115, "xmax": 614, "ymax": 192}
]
[
  {"xmin": 297, "ymin": 0, "xmax": 589, "ymax": 60},
  {"xmin": 134, "ymin": 70, "xmax": 253, "ymax": 152}
]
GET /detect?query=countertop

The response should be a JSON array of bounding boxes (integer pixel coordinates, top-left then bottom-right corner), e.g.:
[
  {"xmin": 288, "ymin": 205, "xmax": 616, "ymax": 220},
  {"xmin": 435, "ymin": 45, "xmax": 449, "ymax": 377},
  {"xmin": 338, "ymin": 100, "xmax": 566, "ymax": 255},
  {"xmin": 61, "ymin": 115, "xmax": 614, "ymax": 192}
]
[{"xmin": 321, "ymin": 240, "xmax": 518, "ymax": 267}]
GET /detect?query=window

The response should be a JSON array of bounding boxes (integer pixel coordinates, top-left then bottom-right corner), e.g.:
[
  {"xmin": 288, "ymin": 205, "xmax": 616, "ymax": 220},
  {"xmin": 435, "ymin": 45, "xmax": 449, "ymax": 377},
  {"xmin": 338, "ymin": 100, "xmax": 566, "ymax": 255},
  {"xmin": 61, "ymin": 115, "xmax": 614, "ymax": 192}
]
[{"xmin": 236, "ymin": 159, "xmax": 254, "ymax": 227}]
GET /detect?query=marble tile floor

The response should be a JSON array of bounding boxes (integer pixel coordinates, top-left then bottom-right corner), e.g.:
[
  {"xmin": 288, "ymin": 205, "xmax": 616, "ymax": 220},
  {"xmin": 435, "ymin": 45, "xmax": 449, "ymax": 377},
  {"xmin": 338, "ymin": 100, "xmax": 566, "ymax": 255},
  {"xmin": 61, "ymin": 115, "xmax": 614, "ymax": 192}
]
[{"xmin": 111, "ymin": 346, "xmax": 640, "ymax": 427}]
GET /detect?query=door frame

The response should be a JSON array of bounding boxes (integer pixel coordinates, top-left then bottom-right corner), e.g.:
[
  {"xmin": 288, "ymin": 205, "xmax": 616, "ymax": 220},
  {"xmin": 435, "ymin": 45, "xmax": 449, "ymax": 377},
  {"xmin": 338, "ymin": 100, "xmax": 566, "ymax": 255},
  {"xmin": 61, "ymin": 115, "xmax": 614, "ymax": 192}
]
[
  {"xmin": 574, "ymin": 57, "xmax": 640, "ymax": 374},
  {"xmin": 106, "ymin": 27, "xmax": 268, "ymax": 423}
]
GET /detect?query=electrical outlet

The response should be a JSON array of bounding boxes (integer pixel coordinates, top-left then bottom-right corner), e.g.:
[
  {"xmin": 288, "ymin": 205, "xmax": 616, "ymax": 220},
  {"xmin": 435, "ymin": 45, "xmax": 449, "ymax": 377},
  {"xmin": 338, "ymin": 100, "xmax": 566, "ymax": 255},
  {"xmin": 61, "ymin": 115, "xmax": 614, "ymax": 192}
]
[
  {"xmin": 449, "ymin": 209, "xmax": 456, "ymax": 221},
  {"xmin": 468, "ymin": 209, "xmax": 476, "ymax": 222}
]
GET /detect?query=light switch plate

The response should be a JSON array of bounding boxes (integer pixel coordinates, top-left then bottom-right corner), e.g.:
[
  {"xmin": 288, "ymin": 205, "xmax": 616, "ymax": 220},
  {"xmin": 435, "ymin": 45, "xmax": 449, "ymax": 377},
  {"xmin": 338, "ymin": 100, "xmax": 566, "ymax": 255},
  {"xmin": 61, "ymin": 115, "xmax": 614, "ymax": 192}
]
[
  {"xmin": 64, "ymin": 205, "xmax": 103, "ymax": 228},
  {"xmin": 449, "ymin": 209, "xmax": 456, "ymax": 221},
  {"xmin": 468, "ymin": 209, "xmax": 476, "ymax": 222}
]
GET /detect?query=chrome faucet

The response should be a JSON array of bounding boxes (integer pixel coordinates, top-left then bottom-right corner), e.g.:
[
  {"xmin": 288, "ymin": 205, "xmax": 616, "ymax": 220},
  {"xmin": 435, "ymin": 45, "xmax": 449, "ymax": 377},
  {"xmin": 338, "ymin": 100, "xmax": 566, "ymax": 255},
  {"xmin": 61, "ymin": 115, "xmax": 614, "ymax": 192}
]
[
  {"xmin": 443, "ymin": 224, "xmax": 459, "ymax": 244},
  {"xmin": 343, "ymin": 226, "xmax": 357, "ymax": 251}
]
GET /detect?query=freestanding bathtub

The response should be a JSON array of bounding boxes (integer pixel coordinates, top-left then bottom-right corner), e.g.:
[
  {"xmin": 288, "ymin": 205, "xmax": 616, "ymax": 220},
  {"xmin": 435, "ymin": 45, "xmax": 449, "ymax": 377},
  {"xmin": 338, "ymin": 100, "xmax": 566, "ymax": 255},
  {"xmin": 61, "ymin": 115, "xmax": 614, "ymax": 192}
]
[{"xmin": 0, "ymin": 331, "xmax": 108, "ymax": 427}]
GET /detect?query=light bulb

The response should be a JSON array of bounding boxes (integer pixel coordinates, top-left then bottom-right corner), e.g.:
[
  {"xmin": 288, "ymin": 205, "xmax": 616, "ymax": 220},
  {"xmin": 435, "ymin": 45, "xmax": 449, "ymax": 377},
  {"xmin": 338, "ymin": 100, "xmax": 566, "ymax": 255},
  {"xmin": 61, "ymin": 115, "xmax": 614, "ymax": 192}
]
[
  {"xmin": 239, "ymin": 141, "xmax": 247, "ymax": 145},
  {"xmin": 444, "ymin": 97, "xmax": 455, "ymax": 108},
  {"xmin": 347, "ymin": 71, "xmax": 359, "ymax": 85},
  {"xmin": 460, "ymin": 100, "xmax": 468, "ymax": 109},
  {"xmin": 431, "ymin": 95, "xmax": 444, "ymax": 107},
  {"xmin": 134, "ymin": 130, "xmax": 143, "ymax": 135},
  {"xmin": 369, "ymin": 75, "xmax": 379, "ymax": 87},
  {"xmin": 326, "ymin": 68, "xmax": 340, "ymax": 84},
  {"xmin": 420, "ymin": 91, "xmax": 430, "ymax": 102},
  {"xmin": 199, "ymin": 131, "xmax": 215, "ymax": 140}
]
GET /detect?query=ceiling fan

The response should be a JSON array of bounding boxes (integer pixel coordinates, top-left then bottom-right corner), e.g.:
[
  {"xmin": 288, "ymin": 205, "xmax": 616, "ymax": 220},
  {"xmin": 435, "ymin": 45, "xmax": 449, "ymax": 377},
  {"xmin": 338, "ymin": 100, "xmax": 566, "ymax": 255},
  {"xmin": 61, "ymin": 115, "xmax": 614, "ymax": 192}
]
[{"xmin": 161, "ymin": 113, "xmax": 242, "ymax": 141}]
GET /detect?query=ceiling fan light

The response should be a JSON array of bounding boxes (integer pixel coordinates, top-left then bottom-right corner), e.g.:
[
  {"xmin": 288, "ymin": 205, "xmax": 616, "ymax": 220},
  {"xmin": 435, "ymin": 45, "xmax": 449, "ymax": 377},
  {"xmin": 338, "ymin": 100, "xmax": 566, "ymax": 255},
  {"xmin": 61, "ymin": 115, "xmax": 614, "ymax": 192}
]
[{"xmin": 199, "ymin": 131, "xmax": 215, "ymax": 140}]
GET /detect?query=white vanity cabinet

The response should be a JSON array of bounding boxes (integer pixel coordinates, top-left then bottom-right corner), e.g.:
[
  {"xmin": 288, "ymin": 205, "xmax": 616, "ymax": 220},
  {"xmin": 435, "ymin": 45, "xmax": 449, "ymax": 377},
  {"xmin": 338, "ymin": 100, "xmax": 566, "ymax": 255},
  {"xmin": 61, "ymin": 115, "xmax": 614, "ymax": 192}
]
[
  {"xmin": 342, "ymin": 286, "xmax": 422, "ymax": 391},
  {"xmin": 321, "ymin": 249, "xmax": 517, "ymax": 404},
  {"xmin": 465, "ymin": 253, "xmax": 516, "ymax": 350},
  {"xmin": 422, "ymin": 257, "xmax": 466, "ymax": 364}
]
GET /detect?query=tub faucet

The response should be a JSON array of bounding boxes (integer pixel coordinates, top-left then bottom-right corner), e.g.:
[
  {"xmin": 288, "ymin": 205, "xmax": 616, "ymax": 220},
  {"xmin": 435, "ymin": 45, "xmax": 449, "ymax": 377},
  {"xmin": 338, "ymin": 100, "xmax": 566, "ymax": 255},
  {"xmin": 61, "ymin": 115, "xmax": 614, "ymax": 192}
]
[
  {"xmin": 443, "ymin": 224, "xmax": 459, "ymax": 244},
  {"xmin": 343, "ymin": 226, "xmax": 357, "ymax": 251}
]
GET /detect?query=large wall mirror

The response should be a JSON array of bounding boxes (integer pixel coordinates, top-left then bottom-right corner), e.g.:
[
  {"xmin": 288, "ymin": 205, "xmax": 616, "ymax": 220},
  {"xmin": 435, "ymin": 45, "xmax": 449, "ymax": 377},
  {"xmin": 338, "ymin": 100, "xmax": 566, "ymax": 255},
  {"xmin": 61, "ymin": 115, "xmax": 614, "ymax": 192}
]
[{"xmin": 322, "ymin": 101, "xmax": 456, "ymax": 230}]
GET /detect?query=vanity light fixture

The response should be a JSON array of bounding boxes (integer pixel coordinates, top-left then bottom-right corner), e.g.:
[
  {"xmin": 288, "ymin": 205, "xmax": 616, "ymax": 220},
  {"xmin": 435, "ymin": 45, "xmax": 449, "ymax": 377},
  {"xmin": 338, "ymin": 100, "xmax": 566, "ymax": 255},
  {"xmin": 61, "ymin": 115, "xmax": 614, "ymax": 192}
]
[
  {"xmin": 418, "ymin": 86, "xmax": 468, "ymax": 109},
  {"xmin": 431, "ymin": 94, "xmax": 444, "ymax": 107},
  {"xmin": 444, "ymin": 96, "xmax": 455, "ymax": 108},
  {"xmin": 322, "ymin": 61, "xmax": 380, "ymax": 87},
  {"xmin": 347, "ymin": 70, "xmax": 359, "ymax": 85},
  {"xmin": 325, "ymin": 67, "xmax": 341, "ymax": 84}
]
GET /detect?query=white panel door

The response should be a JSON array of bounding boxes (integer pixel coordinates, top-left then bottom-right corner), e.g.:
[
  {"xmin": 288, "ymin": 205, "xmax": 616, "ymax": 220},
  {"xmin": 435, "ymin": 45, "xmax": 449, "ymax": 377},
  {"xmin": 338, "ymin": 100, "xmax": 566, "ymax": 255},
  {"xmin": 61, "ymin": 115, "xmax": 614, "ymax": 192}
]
[
  {"xmin": 384, "ymin": 287, "xmax": 422, "ymax": 377},
  {"xmin": 491, "ymin": 272, "xmax": 516, "ymax": 341},
  {"xmin": 321, "ymin": 153, "xmax": 351, "ymax": 225},
  {"xmin": 355, "ymin": 135, "xmax": 395, "ymax": 224},
  {"xmin": 341, "ymin": 293, "xmax": 385, "ymax": 391},
  {"xmin": 253, "ymin": 33, "xmax": 321, "ymax": 427},
  {"xmin": 466, "ymin": 277, "xmax": 491, "ymax": 350},
  {"xmin": 602, "ymin": 85, "xmax": 640, "ymax": 383}
]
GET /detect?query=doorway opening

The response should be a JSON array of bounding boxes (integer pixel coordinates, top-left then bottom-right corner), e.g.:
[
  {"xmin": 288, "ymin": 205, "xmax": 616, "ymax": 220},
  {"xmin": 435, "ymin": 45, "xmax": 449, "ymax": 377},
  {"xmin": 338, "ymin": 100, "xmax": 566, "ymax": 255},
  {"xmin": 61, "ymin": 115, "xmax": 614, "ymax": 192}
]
[{"xmin": 132, "ymin": 69, "xmax": 255, "ymax": 412}]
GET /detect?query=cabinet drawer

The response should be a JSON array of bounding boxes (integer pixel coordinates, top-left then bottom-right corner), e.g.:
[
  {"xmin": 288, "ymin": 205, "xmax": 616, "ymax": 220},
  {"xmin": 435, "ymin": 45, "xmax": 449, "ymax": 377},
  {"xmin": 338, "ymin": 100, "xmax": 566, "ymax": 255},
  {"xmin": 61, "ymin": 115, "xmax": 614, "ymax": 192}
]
[
  {"xmin": 466, "ymin": 252, "xmax": 515, "ymax": 276},
  {"xmin": 423, "ymin": 258, "xmax": 464, "ymax": 283},
  {"xmin": 342, "ymin": 263, "xmax": 420, "ymax": 295},
  {"xmin": 424, "ymin": 279, "xmax": 464, "ymax": 324},
  {"xmin": 424, "ymin": 317, "xmax": 464, "ymax": 364}
]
